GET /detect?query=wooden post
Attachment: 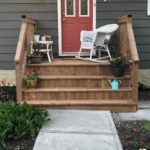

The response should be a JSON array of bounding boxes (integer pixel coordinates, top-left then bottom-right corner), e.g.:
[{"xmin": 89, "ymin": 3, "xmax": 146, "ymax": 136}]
[
  {"xmin": 117, "ymin": 15, "xmax": 139, "ymax": 108},
  {"xmin": 14, "ymin": 16, "xmax": 37, "ymax": 102}
]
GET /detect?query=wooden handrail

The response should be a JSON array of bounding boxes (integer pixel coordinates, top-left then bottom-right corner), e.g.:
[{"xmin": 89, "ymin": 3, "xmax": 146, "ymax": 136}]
[
  {"xmin": 117, "ymin": 15, "xmax": 139, "ymax": 62},
  {"xmin": 15, "ymin": 22, "xmax": 27, "ymax": 63},
  {"xmin": 15, "ymin": 15, "xmax": 36, "ymax": 63},
  {"xmin": 126, "ymin": 20, "xmax": 139, "ymax": 62},
  {"xmin": 117, "ymin": 15, "xmax": 139, "ymax": 105},
  {"xmin": 14, "ymin": 15, "xmax": 37, "ymax": 102},
  {"xmin": 21, "ymin": 15, "xmax": 37, "ymax": 24}
]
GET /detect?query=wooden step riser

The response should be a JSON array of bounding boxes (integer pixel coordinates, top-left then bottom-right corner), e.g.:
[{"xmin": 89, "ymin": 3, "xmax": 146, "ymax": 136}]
[
  {"xmin": 36, "ymin": 78, "xmax": 132, "ymax": 88},
  {"xmin": 26, "ymin": 66, "xmax": 130, "ymax": 76},
  {"xmin": 23, "ymin": 91, "xmax": 132, "ymax": 101},
  {"xmin": 23, "ymin": 101, "xmax": 137, "ymax": 112}
]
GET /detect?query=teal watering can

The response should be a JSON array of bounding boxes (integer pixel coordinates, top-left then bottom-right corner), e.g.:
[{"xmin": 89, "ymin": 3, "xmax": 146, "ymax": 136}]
[{"xmin": 109, "ymin": 80, "xmax": 121, "ymax": 90}]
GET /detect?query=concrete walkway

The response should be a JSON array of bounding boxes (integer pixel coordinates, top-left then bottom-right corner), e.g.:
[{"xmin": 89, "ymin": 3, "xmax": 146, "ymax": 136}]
[
  {"xmin": 33, "ymin": 110, "xmax": 122, "ymax": 150},
  {"xmin": 117, "ymin": 101, "xmax": 150, "ymax": 121}
]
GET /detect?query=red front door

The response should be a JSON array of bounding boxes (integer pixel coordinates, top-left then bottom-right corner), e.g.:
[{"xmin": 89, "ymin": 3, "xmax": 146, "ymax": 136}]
[{"xmin": 61, "ymin": 0, "xmax": 93, "ymax": 54}]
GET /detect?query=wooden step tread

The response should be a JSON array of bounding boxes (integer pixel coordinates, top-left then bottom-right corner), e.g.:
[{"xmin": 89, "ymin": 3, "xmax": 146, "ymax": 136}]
[
  {"xmin": 23, "ymin": 88, "xmax": 133, "ymax": 93},
  {"xmin": 26, "ymin": 63, "xmax": 110, "ymax": 67},
  {"xmin": 21, "ymin": 100, "xmax": 137, "ymax": 106},
  {"xmin": 26, "ymin": 60, "xmax": 110, "ymax": 67},
  {"xmin": 34, "ymin": 75, "xmax": 131, "ymax": 80}
]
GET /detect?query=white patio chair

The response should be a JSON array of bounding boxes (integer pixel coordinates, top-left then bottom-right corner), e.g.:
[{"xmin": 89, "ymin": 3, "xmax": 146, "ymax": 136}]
[
  {"xmin": 94, "ymin": 24, "xmax": 119, "ymax": 61},
  {"xmin": 76, "ymin": 31, "xmax": 97, "ymax": 61},
  {"xmin": 76, "ymin": 24, "xmax": 119, "ymax": 62}
]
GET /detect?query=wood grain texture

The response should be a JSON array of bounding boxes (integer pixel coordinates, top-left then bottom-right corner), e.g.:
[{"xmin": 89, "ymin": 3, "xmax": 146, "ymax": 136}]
[
  {"xmin": 20, "ymin": 100, "xmax": 137, "ymax": 112},
  {"xmin": 15, "ymin": 16, "xmax": 36, "ymax": 102},
  {"xmin": 117, "ymin": 15, "xmax": 139, "ymax": 104},
  {"xmin": 15, "ymin": 15, "xmax": 138, "ymax": 112}
]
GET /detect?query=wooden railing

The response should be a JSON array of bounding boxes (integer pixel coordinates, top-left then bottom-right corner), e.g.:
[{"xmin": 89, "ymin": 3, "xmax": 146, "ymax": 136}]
[
  {"xmin": 14, "ymin": 16, "xmax": 36, "ymax": 102},
  {"xmin": 117, "ymin": 15, "xmax": 139, "ymax": 103}
]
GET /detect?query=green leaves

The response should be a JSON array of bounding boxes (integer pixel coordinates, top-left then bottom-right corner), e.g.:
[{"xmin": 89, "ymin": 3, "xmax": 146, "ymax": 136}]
[
  {"xmin": 0, "ymin": 102, "xmax": 49, "ymax": 148},
  {"xmin": 110, "ymin": 56, "xmax": 129, "ymax": 66},
  {"xmin": 144, "ymin": 120, "xmax": 150, "ymax": 132}
]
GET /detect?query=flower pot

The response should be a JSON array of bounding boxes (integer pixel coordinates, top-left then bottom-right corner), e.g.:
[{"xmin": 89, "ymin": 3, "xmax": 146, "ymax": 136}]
[
  {"xmin": 34, "ymin": 34, "xmax": 40, "ymax": 42},
  {"xmin": 111, "ymin": 65, "xmax": 125, "ymax": 77},
  {"xmin": 26, "ymin": 80, "xmax": 38, "ymax": 88},
  {"xmin": 29, "ymin": 56, "xmax": 42, "ymax": 64}
]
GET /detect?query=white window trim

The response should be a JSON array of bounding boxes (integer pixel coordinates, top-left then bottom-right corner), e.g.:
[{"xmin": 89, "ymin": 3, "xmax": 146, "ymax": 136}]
[
  {"xmin": 65, "ymin": 0, "xmax": 76, "ymax": 17},
  {"xmin": 148, "ymin": 0, "xmax": 150, "ymax": 16},
  {"xmin": 79, "ymin": 0, "xmax": 90, "ymax": 17}
]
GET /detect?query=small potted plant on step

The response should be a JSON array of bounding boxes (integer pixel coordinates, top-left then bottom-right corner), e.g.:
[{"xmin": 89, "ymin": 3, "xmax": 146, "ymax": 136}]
[
  {"xmin": 23, "ymin": 71, "xmax": 39, "ymax": 88},
  {"xmin": 110, "ymin": 53, "xmax": 130, "ymax": 77},
  {"xmin": 29, "ymin": 41, "xmax": 43, "ymax": 64}
]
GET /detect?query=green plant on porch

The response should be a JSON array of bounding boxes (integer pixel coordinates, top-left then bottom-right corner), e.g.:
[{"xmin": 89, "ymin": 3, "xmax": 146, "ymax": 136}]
[
  {"xmin": 34, "ymin": 30, "xmax": 41, "ymax": 35},
  {"xmin": 34, "ymin": 30, "xmax": 41, "ymax": 42},
  {"xmin": 109, "ymin": 51, "xmax": 130, "ymax": 77},
  {"xmin": 28, "ymin": 41, "xmax": 43, "ymax": 64},
  {"xmin": 110, "ymin": 54, "xmax": 130, "ymax": 66},
  {"xmin": 0, "ymin": 102, "xmax": 49, "ymax": 148}
]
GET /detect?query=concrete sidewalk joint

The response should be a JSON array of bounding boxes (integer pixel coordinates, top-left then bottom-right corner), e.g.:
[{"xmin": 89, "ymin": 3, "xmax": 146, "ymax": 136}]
[{"xmin": 33, "ymin": 110, "xmax": 122, "ymax": 150}]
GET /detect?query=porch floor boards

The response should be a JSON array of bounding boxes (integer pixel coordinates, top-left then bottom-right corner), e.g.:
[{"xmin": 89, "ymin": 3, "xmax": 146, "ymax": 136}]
[{"xmin": 27, "ymin": 57, "xmax": 110, "ymax": 66}]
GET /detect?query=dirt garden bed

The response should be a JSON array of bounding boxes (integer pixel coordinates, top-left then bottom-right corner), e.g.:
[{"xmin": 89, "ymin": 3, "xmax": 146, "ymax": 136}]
[
  {"xmin": 0, "ymin": 137, "xmax": 36, "ymax": 150},
  {"xmin": 114, "ymin": 85, "xmax": 150, "ymax": 150},
  {"xmin": 115, "ymin": 121, "xmax": 150, "ymax": 150}
]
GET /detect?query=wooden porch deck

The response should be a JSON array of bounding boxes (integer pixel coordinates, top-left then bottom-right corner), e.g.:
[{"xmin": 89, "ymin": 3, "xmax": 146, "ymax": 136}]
[{"xmin": 14, "ymin": 15, "xmax": 139, "ymax": 112}]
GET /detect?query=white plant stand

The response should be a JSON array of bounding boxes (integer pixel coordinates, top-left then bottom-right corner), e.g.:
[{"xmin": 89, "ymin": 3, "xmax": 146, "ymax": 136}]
[{"xmin": 31, "ymin": 40, "xmax": 53, "ymax": 63}]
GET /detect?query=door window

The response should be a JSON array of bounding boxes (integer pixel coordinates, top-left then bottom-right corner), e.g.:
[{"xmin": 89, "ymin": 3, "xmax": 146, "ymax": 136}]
[
  {"xmin": 79, "ymin": 0, "xmax": 89, "ymax": 16},
  {"xmin": 65, "ymin": 0, "xmax": 75, "ymax": 16}
]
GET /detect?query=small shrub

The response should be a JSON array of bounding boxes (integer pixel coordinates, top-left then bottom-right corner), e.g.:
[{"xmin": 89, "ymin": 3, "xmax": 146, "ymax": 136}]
[
  {"xmin": 128, "ymin": 141, "xmax": 140, "ymax": 149},
  {"xmin": 0, "ymin": 86, "xmax": 16, "ymax": 102},
  {"xmin": 138, "ymin": 83, "xmax": 150, "ymax": 91},
  {"xmin": 0, "ymin": 102, "xmax": 49, "ymax": 148},
  {"xmin": 144, "ymin": 120, "xmax": 150, "ymax": 132}
]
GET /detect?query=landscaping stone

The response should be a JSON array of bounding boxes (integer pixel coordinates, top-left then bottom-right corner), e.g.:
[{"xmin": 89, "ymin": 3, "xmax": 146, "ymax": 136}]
[
  {"xmin": 0, "ymin": 70, "xmax": 16, "ymax": 85},
  {"xmin": 119, "ymin": 109, "xmax": 150, "ymax": 121},
  {"xmin": 139, "ymin": 69, "xmax": 150, "ymax": 88}
]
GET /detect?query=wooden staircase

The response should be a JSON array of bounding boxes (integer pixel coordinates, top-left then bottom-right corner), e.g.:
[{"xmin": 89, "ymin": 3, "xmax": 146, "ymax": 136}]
[
  {"xmin": 15, "ymin": 15, "xmax": 139, "ymax": 112},
  {"xmin": 23, "ymin": 59, "xmax": 136, "ymax": 112}
]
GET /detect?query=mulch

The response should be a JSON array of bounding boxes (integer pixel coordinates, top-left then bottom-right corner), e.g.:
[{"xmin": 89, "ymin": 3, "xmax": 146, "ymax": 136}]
[
  {"xmin": 0, "ymin": 136, "xmax": 36, "ymax": 150},
  {"xmin": 115, "ymin": 121, "xmax": 150, "ymax": 150},
  {"xmin": 138, "ymin": 84, "xmax": 150, "ymax": 101},
  {"xmin": 115, "ymin": 88, "xmax": 150, "ymax": 150},
  {"xmin": 139, "ymin": 91, "xmax": 150, "ymax": 101}
]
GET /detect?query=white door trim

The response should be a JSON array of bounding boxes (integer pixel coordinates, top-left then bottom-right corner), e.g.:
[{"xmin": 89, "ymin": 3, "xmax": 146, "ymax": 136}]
[{"xmin": 57, "ymin": 0, "xmax": 96, "ymax": 56}]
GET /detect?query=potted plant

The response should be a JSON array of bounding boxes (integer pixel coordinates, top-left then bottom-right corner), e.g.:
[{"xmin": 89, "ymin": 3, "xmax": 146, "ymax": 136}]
[
  {"xmin": 34, "ymin": 30, "xmax": 41, "ymax": 42},
  {"xmin": 110, "ymin": 54, "xmax": 130, "ymax": 77},
  {"xmin": 23, "ymin": 71, "xmax": 39, "ymax": 88},
  {"xmin": 29, "ymin": 41, "xmax": 43, "ymax": 64}
]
